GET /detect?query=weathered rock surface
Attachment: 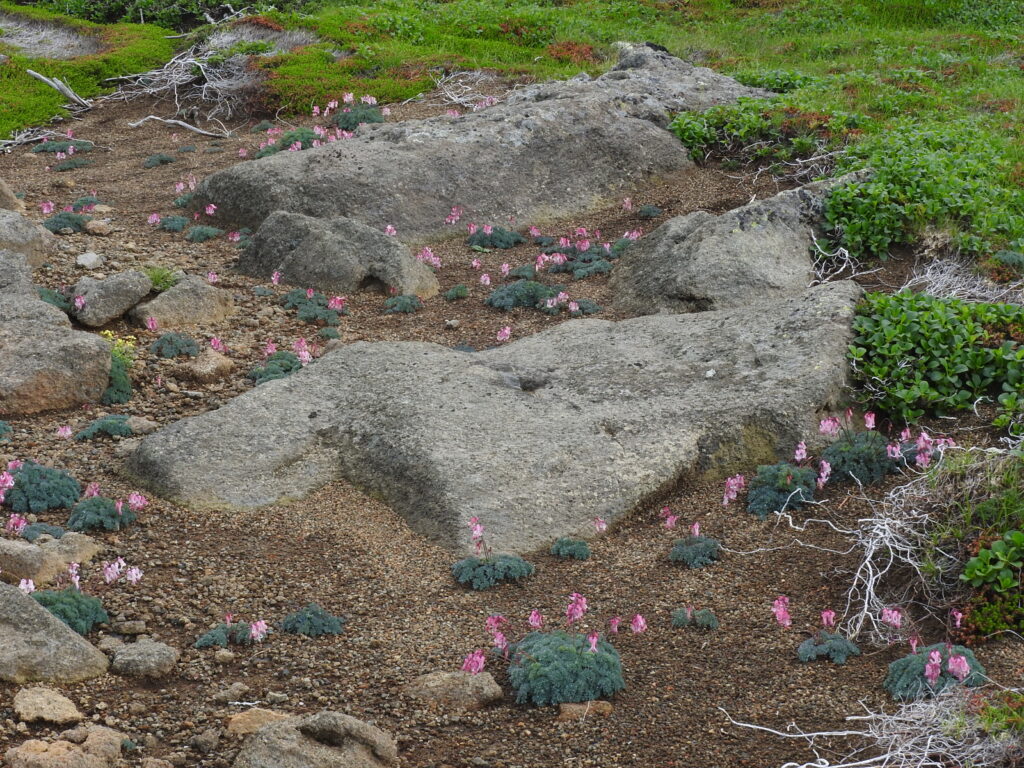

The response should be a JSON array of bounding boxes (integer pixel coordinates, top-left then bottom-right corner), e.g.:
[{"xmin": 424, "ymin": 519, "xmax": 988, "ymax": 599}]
[
  {"xmin": 232, "ymin": 711, "xmax": 398, "ymax": 768},
  {"xmin": 130, "ymin": 282, "xmax": 860, "ymax": 553},
  {"xmin": 611, "ymin": 176, "xmax": 854, "ymax": 314},
  {"xmin": 128, "ymin": 274, "xmax": 234, "ymax": 328},
  {"xmin": 558, "ymin": 700, "xmax": 614, "ymax": 720},
  {"xmin": 404, "ymin": 671, "xmax": 503, "ymax": 710},
  {"xmin": 0, "ymin": 582, "xmax": 109, "ymax": 684},
  {"xmin": 196, "ymin": 45, "xmax": 764, "ymax": 237},
  {"xmin": 0, "ymin": 176, "xmax": 25, "ymax": 212},
  {"xmin": 110, "ymin": 638, "xmax": 179, "ymax": 678},
  {"xmin": 227, "ymin": 708, "xmax": 292, "ymax": 736},
  {"xmin": 72, "ymin": 270, "xmax": 152, "ymax": 327},
  {"xmin": 0, "ymin": 246, "xmax": 110, "ymax": 416},
  {"xmin": 76, "ymin": 251, "xmax": 104, "ymax": 269},
  {"xmin": 0, "ymin": 532, "xmax": 101, "ymax": 585},
  {"xmin": 179, "ymin": 348, "xmax": 234, "ymax": 383},
  {"xmin": 0, "ymin": 208, "xmax": 54, "ymax": 267},
  {"xmin": 4, "ymin": 725, "xmax": 124, "ymax": 768},
  {"xmin": 14, "ymin": 687, "xmax": 84, "ymax": 724},
  {"xmin": 243, "ymin": 211, "xmax": 440, "ymax": 297}
]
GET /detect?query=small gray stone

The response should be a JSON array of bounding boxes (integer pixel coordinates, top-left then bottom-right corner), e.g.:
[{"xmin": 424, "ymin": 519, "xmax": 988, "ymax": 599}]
[
  {"xmin": 13, "ymin": 687, "xmax": 84, "ymax": 724},
  {"xmin": 76, "ymin": 251, "xmax": 105, "ymax": 269},
  {"xmin": 110, "ymin": 638, "xmax": 179, "ymax": 679},
  {"xmin": 190, "ymin": 727, "xmax": 221, "ymax": 754},
  {"xmin": 404, "ymin": 671, "xmax": 503, "ymax": 711}
]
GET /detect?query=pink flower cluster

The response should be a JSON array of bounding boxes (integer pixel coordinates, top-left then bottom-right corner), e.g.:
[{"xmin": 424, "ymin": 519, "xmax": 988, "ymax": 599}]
[{"xmin": 723, "ymin": 474, "xmax": 746, "ymax": 506}]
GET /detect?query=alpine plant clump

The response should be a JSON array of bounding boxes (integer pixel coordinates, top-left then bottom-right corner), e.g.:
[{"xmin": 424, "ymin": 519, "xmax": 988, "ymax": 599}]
[{"xmin": 451, "ymin": 517, "xmax": 535, "ymax": 590}]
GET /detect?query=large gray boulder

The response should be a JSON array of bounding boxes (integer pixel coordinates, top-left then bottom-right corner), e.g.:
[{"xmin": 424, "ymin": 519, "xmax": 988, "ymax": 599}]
[
  {"xmin": 611, "ymin": 177, "xmax": 854, "ymax": 315},
  {"xmin": 232, "ymin": 711, "xmax": 398, "ymax": 768},
  {"xmin": 195, "ymin": 46, "xmax": 765, "ymax": 237},
  {"xmin": 242, "ymin": 211, "xmax": 440, "ymax": 297},
  {"xmin": 72, "ymin": 269, "xmax": 153, "ymax": 327},
  {"xmin": 0, "ymin": 582, "xmax": 109, "ymax": 684},
  {"xmin": 0, "ymin": 246, "xmax": 110, "ymax": 416},
  {"xmin": 0, "ymin": 208, "xmax": 54, "ymax": 267},
  {"xmin": 129, "ymin": 282, "xmax": 861, "ymax": 554},
  {"xmin": 128, "ymin": 274, "xmax": 234, "ymax": 328}
]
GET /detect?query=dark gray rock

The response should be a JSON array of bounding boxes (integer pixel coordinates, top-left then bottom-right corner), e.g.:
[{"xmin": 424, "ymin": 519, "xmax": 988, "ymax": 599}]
[
  {"xmin": 72, "ymin": 270, "xmax": 153, "ymax": 327},
  {"xmin": 232, "ymin": 711, "xmax": 398, "ymax": 768},
  {"xmin": 129, "ymin": 282, "xmax": 861, "ymax": 554},
  {"xmin": 611, "ymin": 176, "xmax": 855, "ymax": 315},
  {"xmin": 0, "ymin": 582, "xmax": 109, "ymax": 684},
  {"xmin": 242, "ymin": 211, "xmax": 439, "ymax": 297}
]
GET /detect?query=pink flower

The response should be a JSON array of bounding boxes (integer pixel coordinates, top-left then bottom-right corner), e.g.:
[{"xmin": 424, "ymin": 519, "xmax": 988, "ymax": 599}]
[
  {"xmin": 205, "ymin": 204, "xmax": 217, "ymax": 216},
  {"xmin": 608, "ymin": 616, "xmax": 621, "ymax": 634},
  {"xmin": 312, "ymin": 105, "xmax": 320, "ymax": 116},
  {"xmin": 384, "ymin": 225, "xmax": 397, "ymax": 236},
  {"xmin": 819, "ymin": 417, "xmax": 841, "ymax": 436},
  {"xmin": 8, "ymin": 460, "xmax": 24, "ymax": 471},
  {"xmin": 125, "ymin": 566, "xmax": 143, "ymax": 585},
  {"xmin": 663, "ymin": 514, "xmax": 679, "ymax": 530},
  {"xmin": 575, "ymin": 227, "xmax": 588, "ymax": 238},
  {"xmin": 343, "ymin": 92, "xmax": 354, "ymax": 104},
  {"xmin": 821, "ymin": 610, "xmax": 836, "ymax": 628},
  {"xmin": 485, "ymin": 614, "xmax": 507, "ymax": 634},
  {"xmin": 446, "ymin": 109, "xmax": 460, "ymax": 117},
  {"xmin": 361, "ymin": 94, "xmax": 377, "ymax": 105},
  {"xmin": 263, "ymin": 340, "xmax": 277, "ymax": 357},
  {"xmin": 630, "ymin": 614, "xmax": 647, "ymax": 634},
  {"xmin": 461, "ymin": 649, "xmax": 486, "ymax": 675},
  {"xmin": 622, "ymin": 197, "xmax": 633, "ymax": 211},
  {"xmin": 5, "ymin": 513, "xmax": 27, "ymax": 535},
  {"xmin": 915, "ymin": 451, "xmax": 931, "ymax": 469},
  {"xmin": 950, "ymin": 609, "xmax": 963, "ymax": 629},
  {"xmin": 145, "ymin": 316, "xmax": 159, "ymax": 331},
  {"xmin": 238, "ymin": 148, "xmax": 248, "ymax": 158},
  {"xmin": 722, "ymin": 474, "xmax": 746, "ymax": 506},
  {"xmin": 528, "ymin": 226, "xmax": 541, "ymax": 237},
  {"xmin": 864, "ymin": 411, "xmax": 876, "ymax": 429},
  {"xmin": 293, "ymin": 338, "xmax": 313, "ymax": 365},
  {"xmin": 148, "ymin": 212, "xmax": 161, "ymax": 225},
  {"xmin": 18, "ymin": 579, "xmax": 34, "ymax": 594},
  {"xmin": 471, "ymin": 259, "xmax": 481, "ymax": 269},
  {"xmin": 210, "ymin": 337, "xmax": 227, "ymax": 353},
  {"xmin": 328, "ymin": 295, "xmax": 347, "ymax": 311},
  {"xmin": 467, "ymin": 222, "xmax": 478, "ymax": 235},
  {"xmin": 491, "ymin": 631, "xmax": 508, "ymax": 652},
  {"xmin": 924, "ymin": 650, "xmax": 942, "ymax": 686},
  {"xmin": 68, "ymin": 562, "xmax": 80, "ymax": 589},
  {"xmin": 565, "ymin": 593, "xmax": 588, "ymax": 625},
  {"xmin": 528, "ymin": 610, "xmax": 544, "ymax": 629},
  {"xmin": 73, "ymin": 295, "xmax": 86, "ymax": 311},
  {"xmin": 500, "ymin": 263, "xmax": 510, "ymax": 276},
  {"xmin": 271, "ymin": 271, "xmax": 282, "ymax": 285},
  {"xmin": 228, "ymin": 231, "xmax": 241, "ymax": 242},
  {"xmin": 84, "ymin": 482, "xmax": 100, "ymax": 497},
  {"xmin": 306, "ymin": 288, "xmax": 315, "ymax": 299},
  {"xmin": 40, "ymin": 201, "xmax": 55, "ymax": 214},
  {"xmin": 593, "ymin": 517, "xmax": 607, "ymax": 532},
  {"xmin": 207, "ymin": 271, "xmax": 218, "ymax": 284},
  {"xmin": 817, "ymin": 459, "xmax": 831, "ymax": 489},
  {"xmin": 175, "ymin": 181, "xmax": 186, "ymax": 194},
  {"xmin": 250, "ymin": 620, "xmax": 269, "ymax": 642},
  {"xmin": 690, "ymin": 522, "xmax": 701, "ymax": 537},
  {"xmin": 568, "ymin": 301, "xmax": 579, "ymax": 313},
  {"xmin": 772, "ymin": 596, "xmax": 791, "ymax": 628},
  {"xmin": 115, "ymin": 499, "xmax": 124, "ymax": 516},
  {"xmin": 887, "ymin": 443, "xmax": 902, "ymax": 459},
  {"xmin": 56, "ymin": 425, "xmax": 72, "ymax": 439},
  {"xmin": 794, "ymin": 441, "xmax": 807, "ymax": 462},
  {"xmin": 483, "ymin": 224, "xmax": 494, "ymax": 236},
  {"xmin": 224, "ymin": 613, "xmax": 234, "ymax": 625},
  {"xmin": 947, "ymin": 653, "xmax": 970, "ymax": 682},
  {"xmin": 103, "ymin": 559, "xmax": 124, "ymax": 583},
  {"xmin": 496, "ymin": 326, "xmax": 511, "ymax": 342},
  {"xmin": 587, "ymin": 632, "xmax": 599, "ymax": 652},
  {"xmin": 445, "ymin": 206, "xmax": 463, "ymax": 225},
  {"xmin": 127, "ymin": 492, "xmax": 148, "ymax": 511},
  {"xmin": 909, "ymin": 634, "xmax": 920, "ymax": 654},
  {"xmin": 881, "ymin": 607, "xmax": 902, "ymax": 629}
]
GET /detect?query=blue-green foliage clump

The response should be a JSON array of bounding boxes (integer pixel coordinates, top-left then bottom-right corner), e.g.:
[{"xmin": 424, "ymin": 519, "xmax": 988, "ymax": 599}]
[
  {"xmin": 173, "ymin": 192, "xmax": 193, "ymax": 208},
  {"xmin": 671, "ymin": 607, "xmax": 719, "ymax": 630},
  {"xmin": 248, "ymin": 351, "xmax": 303, "ymax": 385},
  {"xmin": 797, "ymin": 631, "xmax": 860, "ymax": 665},
  {"xmin": 0, "ymin": 421, "xmax": 10, "ymax": 442},
  {"xmin": 251, "ymin": 120, "xmax": 274, "ymax": 133},
  {"xmin": 486, "ymin": 280, "xmax": 559, "ymax": 310},
  {"xmin": 669, "ymin": 535, "xmax": 722, "ymax": 569},
  {"xmin": 32, "ymin": 588, "xmax": 108, "ymax": 635},
  {"xmin": 507, "ymin": 631, "xmax": 625, "ymax": 706},
  {"xmin": 158, "ymin": 215, "xmax": 189, "ymax": 233},
  {"xmin": 508, "ymin": 264, "xmax": 536, "ymax": 280},
  {"xmin": 281, "ymin": 603, "xmax": 346, "ymax": 637},
  {"xmin": 994, "ymin": 250, "xmax": 1024, "ymax": 272},
  {"xmin": 143, "ymin": 153, "xmax": 176, "ymax": 168},
  {"xmin": 54, "ymin": 157, "xmax": 93, "ymax": 172},
  {"xmin": 42, "ymin": 212, "xmax": 90, "ymax": 233},
  {"xmin": 550, "ymin": 537, "xmax": 590, "ymax": 560},
  {"xmin": 254, "ymin": 127, "xmax": 318, "ymax": 159},
  {"xmin": 318, "ymin": 327, "xmax": 340, "ymax": 340},
  {"xmin": 195, "ymin": 621, "xmax": 258, "ymax": 649},
  {"xmin": 71, "ymin": 195, "xmax": 101, "ymax": 212},
  {"xmin": 637, "ymin": 204, "xmax": 663, "ymax": 219},
  {"xmin": 281, "ymin": 288, "xmax": 344, "ymax": 326},
  {"xmin": 444, "ymin": 284, "xmax": 469, "ymax": 301},
  {"xmin": 74, "ymin": 414, "xmax": 132, "ymax": 441},
  {"xmin": 451, "ymin": 554, "xmax": 534, "ymax": 590},
  {"xmin": 384, "ymin": 295, "xmax": 423, "ymax": 314},
  {"xmin": 747, "ymin": 463, "xmax": 817, "ymax": 520},
  {"xmin": 21, "ymin": 522, "xmax": 65, "ymax": 542},
  {"xmin": 32, "ymin": 140, "xmax": 93, "ymax": 154},
  {"xmin": 467, "ymin": 226, "xmax": 526, "ymax": 250},
  {"xmin": 4, "ymin": 462, "xmax": 80, "ymax": 513},
  {"xmin": 185, "ymin": 226, "xmax": 224, "ymax": 243},
  {"xmin": 66, "ymin": 496, "xmax": 136, "ymax": 532},
  {"xmin": 884, "ymin": 643, "xmax": 986, "ymax": 700},
  {"xmin": 822, "ymin": 430, "xmax": 896, "ymax": 485},
  {"xmin": 150, "ymin": 332, "xmax": 199, "ymax": 358},
  {"xmin": 38, "ymin": 287, "xmax": 72, "ymax": 312},
  {"xmin": 101, "ymin": 356, "xmax": 132, "ymax": 405},
  {"xmin": 543, "ymin": 238, "xmax": 631, "ymax": 281},
  {"xmin": 332, "ymin": 103, "xmax": 384, "ymax": 131}
]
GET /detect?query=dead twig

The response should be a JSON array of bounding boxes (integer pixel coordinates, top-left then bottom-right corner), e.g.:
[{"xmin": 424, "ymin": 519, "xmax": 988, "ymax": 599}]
[{"xmin": 127, "ymin": 115, "xmax": 231, "ymax": 137}]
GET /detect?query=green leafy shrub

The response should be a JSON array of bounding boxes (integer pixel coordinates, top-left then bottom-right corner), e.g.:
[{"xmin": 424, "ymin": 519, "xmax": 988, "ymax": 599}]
[
  {"xmin": 101, "ymin": 356, "xmax": 132, "ymax": 405},
  {"xmin": 4, "ymin": 462, "xmax": 80, "ymax": 513},
  {"xmin": 143, "ymin": 153, "xmax": 176, "ymax": 168},
  {"xmin": 850, "ymin": 292, "xmax": 1024, "ymax": 424},
  {"xmin": 486, "ymin": 280, "xmax": 558, "ymax": 310},
  {"xmin": 747, "ymin": 463, "xmax": 816, "ymax": 520},
  {"xmin": 451, "ymin": 554, "xmax": 534, "ymax": 590},
  {"xmin": 550, "ymin": 537, "xmax": 590, "ymax": 560},
  {"xmin": 281, "ymin": 603, "xmax": 345, "ymax": 637},
  {"xmin": 185, "ymin": 226, "xmax": 224, "ymax": 243},
  {"xmin": 195, "ymin": 621, "xmax": 257, "ymax": 649},
  {"xmin": 248, "ymin": 351, "xmax": 303, "ymax": 385},
  {"xmin": 74, "ymin": 414, "xmax": 132, "ymax": 441},
  {"xmin": 20, "ymin": 522, "xmax": 65, "ymax": 542},
  {"xmin": 54, "ymin": 157, "xmax": 93, "ymax": 172},
  {"xmin": 734, "ymin": 69, "xmax": 819, "ymax": 92},
  {"xmin": 967, "ymin": 591, "xmax": 1024, "ymax": 636},
  {"xmin": 797, "ymin": 631, "xmax": 860, "ymax": 665},
  {"xmin": 66, "ymin": 496, "xmax": 136, "ymax": 532},
  {"xmin": 822, "ymin": 430, "xmax": 896, "ymax": 485},
  {"xmin": 32, "ymin": 588, "xmax": 107, "ymax": 635},
  {"xmin": 467, "ymin": 227, "xmax": 526, "ymax": 250},
  {"xmin": 32, "ymin": 139, "xmax": 93, "ymax": 154},
  {"xmin": 384, "ymin": 294, "xmax": 423, "ymax": 314},
  {"xmin": 42, "ymin": 212, "xmax": 89, "ymax": 233},
  {"xmin": 507, "ymin": 630, "xmax": 625, "ymax": 706},
  {"xmin": 962, "ymin": 531, "xmax": 1024, "ymax": 593},
  {"xmin": 883, "ymin": 643, "xmax": 986, "ymax": 700},
  {"xmin": 158, "ymin": 215, "xmax": 188, "ymax": 233},
  {"xmin": 150, "ymin": 332, "xmax": 199, "ymax": 358},
  {"xmin": 671, "ymin": 607, "xmax": 719, "ymax": 630},
  {"xmin": 143, "ymin": 266, "xmax": 179, "ymax": 291},
  {"xmin": 37, "ymin": 287, "xmax": 71, "ymax": 312},
  {"xmin": 669, "ymin": 535, "xmax": 722, "ymax": 569},
  {"xmin": 444, "ymin": 284, "xmax": 469, "ymax": 301},
  {"xmin": 331, "ymin": 103, "xmax": 384, "ymax": 131},
  {"xmin": 637, "ymin": 204, "xmax": 662, "ymax": 219}
]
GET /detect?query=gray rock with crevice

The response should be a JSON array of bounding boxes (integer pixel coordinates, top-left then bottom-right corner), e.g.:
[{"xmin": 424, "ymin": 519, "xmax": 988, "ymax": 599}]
[
  {"xmin": 72, "ymin": 270, "xmax": 153, "ymax": 327},
  {"xmin": 128, "ymin": 274, "xmax": 234, "ymax": 328},
  {"xmin": 129, "ymin": 282, "xmax": 861, "ymax": 554},
  {"xmin": 232, "ymin": 711, "xmax": 398, "ymax": 768}
]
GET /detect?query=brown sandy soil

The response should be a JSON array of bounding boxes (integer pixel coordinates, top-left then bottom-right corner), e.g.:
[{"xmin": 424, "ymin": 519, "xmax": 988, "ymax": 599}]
[{"xmin": 1, "ymin": 94, "xmax": 1018, "ymax": 768}]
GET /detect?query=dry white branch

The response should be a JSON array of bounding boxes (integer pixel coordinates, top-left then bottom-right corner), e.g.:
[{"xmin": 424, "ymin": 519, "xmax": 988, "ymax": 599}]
[
  {"xmin": 809, "ymin": 239, "xmax": 882, "ymax": 286},
  {"xmin": 26, "ymin": 69, "xmax": 91, "ymax": 109},
  {"xmin": 127, "ymin": 115, "xmax": 230, "ymax": 137},
  {"xmin": 900, "ymin": 257, "xmax": 1024, "ymax": 304}
]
